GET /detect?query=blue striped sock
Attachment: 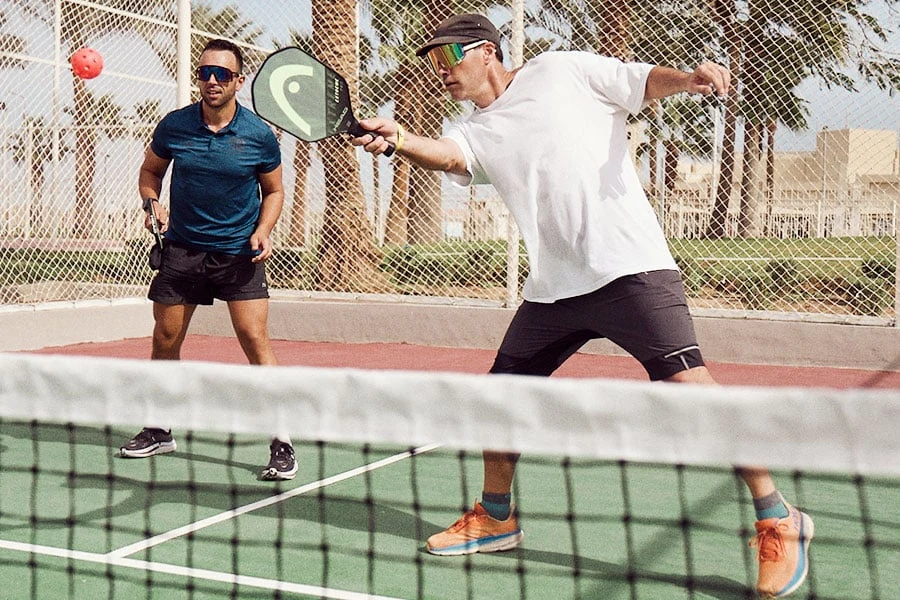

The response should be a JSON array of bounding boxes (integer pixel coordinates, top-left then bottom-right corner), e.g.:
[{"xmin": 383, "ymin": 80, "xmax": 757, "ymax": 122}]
[
  {"xmin": 754, "ymin": 491, "xmax": 790, "ymax": 520},
  {"xmin": 481, "ymin": 492, "xmax": 511, "ymax": 521}
]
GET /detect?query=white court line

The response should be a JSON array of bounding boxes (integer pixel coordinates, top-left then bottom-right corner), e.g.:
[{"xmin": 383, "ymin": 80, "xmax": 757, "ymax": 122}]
[
  {"xmin": 108, "ymin": 443, "xmax": 441, "ymax": 559},
  {"xmin": 0, "ymin": 539, "xmax": 404, "ymax": 600},
  {"xmin": 0, "ymin": 443, "xmax": 440, "ymax": 599}
]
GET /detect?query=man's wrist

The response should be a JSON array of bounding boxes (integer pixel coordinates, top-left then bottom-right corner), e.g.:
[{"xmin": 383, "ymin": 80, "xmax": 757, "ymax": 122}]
[
  {"xmin": 394, "ymin": 123, "xmax": 406, "ymax": 153},
  {"xmin": 142, "ymin": 197, "xmax": 158, "ymax": 212}
]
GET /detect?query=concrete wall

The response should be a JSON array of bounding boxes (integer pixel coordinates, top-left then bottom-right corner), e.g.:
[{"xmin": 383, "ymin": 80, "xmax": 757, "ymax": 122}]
[
  {"xmin": 0, "ymin": 299, "xmax": 153, "ymax": 352},
  {"xmin": 5, "ymin": 296, "xmax": 895, "ymax": 372}
]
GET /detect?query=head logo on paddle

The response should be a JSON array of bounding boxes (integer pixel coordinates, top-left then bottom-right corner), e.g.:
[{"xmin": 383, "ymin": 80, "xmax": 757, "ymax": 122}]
[{"xmin": 252, "ymin": 47, "xmax": 393, "ymax": 156}]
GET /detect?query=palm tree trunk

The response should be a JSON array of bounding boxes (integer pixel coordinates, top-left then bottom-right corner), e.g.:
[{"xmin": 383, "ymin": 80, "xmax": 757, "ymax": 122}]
[
  {"xmin": 385, "ymin": 157, "xmax": 409, "ymax": 245},
  {"xmin": 706, "ymin": 0, "xmax": 739, "ymax": 238},
  {"xmin": 738, "ymin": 121, "xmax": 762, "ymax": 237},
  {"xmin": 764, "ymin": 119, "xmax": 776, "ymax": 236},
  {"xmin": 405, "ymin": 3, "xmax": 453, "ymax": 245},
  {"xmin": 595, "ymin": 0, "xmax": 633, "ymax": 59},
  {"xmin": 311, "ymin": 0, "xmax": 387, "ymax": 291},
  {"xmin": 385, "ymin": 64, "xmax": 415, "ymax": 246}
]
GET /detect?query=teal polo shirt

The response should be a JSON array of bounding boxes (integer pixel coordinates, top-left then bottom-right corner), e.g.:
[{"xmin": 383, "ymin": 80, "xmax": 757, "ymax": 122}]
[{"xmin": 150, "ymin": 102, "xmax": 281, "ymax": 254}]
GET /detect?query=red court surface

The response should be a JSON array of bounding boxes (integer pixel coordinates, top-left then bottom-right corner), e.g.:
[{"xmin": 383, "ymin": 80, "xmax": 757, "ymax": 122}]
[{"xmin": 30, "ymin": 334, "xmax": 900, "ymax": 390}]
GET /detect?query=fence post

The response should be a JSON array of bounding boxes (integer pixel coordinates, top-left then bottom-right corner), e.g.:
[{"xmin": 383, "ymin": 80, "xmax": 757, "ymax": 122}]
[
  {"xmin": 176, "ymin": 0, "xmax": 192, "ymax": 108},
  {"xmin": 504, "ymin": 0, "xmax": 525, "ymax": 309},
  {"xmin": 52, "ymin": 0, "xmax": 63, "ymax": 222}
]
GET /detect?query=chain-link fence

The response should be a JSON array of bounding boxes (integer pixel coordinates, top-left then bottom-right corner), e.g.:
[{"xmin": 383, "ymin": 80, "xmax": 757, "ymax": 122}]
[{"xmin": 1, "ymin": 0, "xmax": 897, "ymax": 324}]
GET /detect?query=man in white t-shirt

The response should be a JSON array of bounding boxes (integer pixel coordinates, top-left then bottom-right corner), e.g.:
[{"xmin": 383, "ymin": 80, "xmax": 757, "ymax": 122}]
[{"xmin": 351, "ymin": 13, "xmax": 813, "ymax": 598}]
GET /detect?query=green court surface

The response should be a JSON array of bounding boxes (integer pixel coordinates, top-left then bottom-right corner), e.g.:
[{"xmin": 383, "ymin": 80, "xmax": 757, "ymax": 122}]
[{"xmin": 1, "ymin": 420, "xmax": 897, "ymax": 599}]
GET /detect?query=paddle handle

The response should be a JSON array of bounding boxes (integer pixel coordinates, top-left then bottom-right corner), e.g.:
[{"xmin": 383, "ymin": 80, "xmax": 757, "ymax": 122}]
[{"xmin": 348, "ymin": 122, "xmax": 395, "ymax": 157}]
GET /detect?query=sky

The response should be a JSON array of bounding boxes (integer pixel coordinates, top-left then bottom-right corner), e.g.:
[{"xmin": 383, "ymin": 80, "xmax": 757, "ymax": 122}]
[{"xmin": 1, "ymin": 0, "xmax": 897, "ymax": 153}]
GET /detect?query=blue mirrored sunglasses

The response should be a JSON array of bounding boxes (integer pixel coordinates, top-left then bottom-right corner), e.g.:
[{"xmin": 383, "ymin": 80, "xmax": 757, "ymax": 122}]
[
  {"xmin": 425, "ymin": 40, "xmax": 487, "ymax": 75},
  {"xmin": 196, "ymin": 65, "xmax": 240, "ymax": 83}
]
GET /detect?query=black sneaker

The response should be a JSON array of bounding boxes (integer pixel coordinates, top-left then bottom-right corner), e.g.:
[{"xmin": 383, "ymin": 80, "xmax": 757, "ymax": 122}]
[
  {"xmin": 120, "ymin": 428, "xmax": 176, "ymax": 458},
  {"xmin": 260, "ymin": 441, "xmax": 298, "ymax": 481}
]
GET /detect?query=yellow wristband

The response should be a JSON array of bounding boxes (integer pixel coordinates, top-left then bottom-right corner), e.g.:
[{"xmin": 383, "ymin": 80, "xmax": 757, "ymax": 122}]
[{"xmin": 394, "ymin": 123, "xmax": 405, "ymax": 153}]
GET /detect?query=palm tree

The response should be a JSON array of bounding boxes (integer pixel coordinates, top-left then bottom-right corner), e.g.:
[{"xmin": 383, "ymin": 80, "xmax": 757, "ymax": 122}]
[
  {"xmin": 58, "ymin": 0, "xmax": 107, "ymax": 238},
  {"xmin": 0, "ymin": 12, "xmax": 27, "ymax": 69},
  {"xmin": 311, "ymin": 0, "xmax": 388, "ymax": 291},
  {"xmin": 629, "ymin": 5, "xmax": 719, "ymax": 212},
  {"xmin": 366, "ymin": 0, "xmax": 493, "ymax": 247},
  {"xmin": 11, "ymin": 0, "xmax": 173, "ymax": 238},
  {"xmin": 268, "ymin": 30, "xmax": 315, "ymax": 248},
  {"xmin": 539, "ymin": 0, "xmax": 634, "ymax": 58},
  {"xmin": 704, "ymin": 0, "xmax": 740, "ymax": 237},
  {"xmin": 130, "ymin": 99, "xmax": 163, "ymax": 144},
  {"xmin": 708, "ymin": 0, "xmax": 893, "ymax": 239},
  {"xmin": 140, "ymin": 1, "xmax": 265, "ymax": 92}
]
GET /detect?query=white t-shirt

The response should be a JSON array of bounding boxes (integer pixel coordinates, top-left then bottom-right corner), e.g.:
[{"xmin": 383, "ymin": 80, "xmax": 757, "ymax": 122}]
[{"xmin": 445, "ymin": 51, "xmax": 678, "ymax": 303}]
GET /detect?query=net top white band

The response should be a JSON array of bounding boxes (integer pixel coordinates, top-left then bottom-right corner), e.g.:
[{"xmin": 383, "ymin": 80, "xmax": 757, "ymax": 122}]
[{"xmin": 2, "ymin": 352, "xmax": 898, "ymax": 476}]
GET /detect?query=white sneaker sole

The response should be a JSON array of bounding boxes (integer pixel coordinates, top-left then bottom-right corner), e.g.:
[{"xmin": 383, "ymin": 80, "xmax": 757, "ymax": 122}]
[
  {"xmin": 260, "ymin": 463, "xmax": 298, "ymax": 481},
  {"xmin": 119, "ymin": 439, "xmax": 176, "ymax": 458}
]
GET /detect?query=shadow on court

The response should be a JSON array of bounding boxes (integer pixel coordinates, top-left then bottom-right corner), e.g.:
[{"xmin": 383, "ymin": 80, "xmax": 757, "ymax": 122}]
[
  {"xmin": 0, "ymin": 421, "xmax": 444, "ymax": 545},
  {"xmin": 1, "ymin": 420, "xmax": 840, "ymax": 600},
  {"xmin": 0, "ymin": 420, "xmax": 269, "ymax": 475}
]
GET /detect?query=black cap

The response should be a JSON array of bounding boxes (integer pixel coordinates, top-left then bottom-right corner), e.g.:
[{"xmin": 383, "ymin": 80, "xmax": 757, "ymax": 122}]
[{"xmin": 415, "ymin": 14, "xmax": 501, "ymax": 57}]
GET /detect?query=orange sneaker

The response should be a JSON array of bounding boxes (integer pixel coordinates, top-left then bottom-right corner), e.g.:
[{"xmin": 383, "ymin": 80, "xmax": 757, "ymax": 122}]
[
  {"xmin": 750, "ymin": 504, "xmax": 814, "ymax": 598},
  {"xmin": 426, "ymin": 502, "xmax": 524, "ymax": 556}
]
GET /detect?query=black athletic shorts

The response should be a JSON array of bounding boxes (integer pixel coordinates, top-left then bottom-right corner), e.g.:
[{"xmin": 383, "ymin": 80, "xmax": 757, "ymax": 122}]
[
  {"xmin": 491, "ymin": 270, "xmax": 704, "ymax": 381},
  {"xmin": 148, "ymin": 241, "xmax": 269, "ymax": 306}
]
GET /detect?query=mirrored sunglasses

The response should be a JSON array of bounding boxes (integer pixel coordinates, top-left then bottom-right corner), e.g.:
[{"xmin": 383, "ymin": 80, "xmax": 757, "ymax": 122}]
[
  {"xmin": 196, "ymin": 65, "xmax": 240, "ymax": 83},
  {"xmin": 425, "ymin": 40, "xmax": 487, "ymax": 75}
]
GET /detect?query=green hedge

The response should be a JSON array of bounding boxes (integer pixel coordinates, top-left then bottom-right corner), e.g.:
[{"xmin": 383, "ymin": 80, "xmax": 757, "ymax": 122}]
[{"xmin": 3, "ymin": 236, "xmax": 895, "ymax": 317}]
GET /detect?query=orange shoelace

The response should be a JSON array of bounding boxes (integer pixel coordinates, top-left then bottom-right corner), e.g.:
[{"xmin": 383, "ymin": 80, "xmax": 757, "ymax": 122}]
[
  {"xmin": 750, "ymin": 521, "xmax": 789, "ymax": 562},
  {"xmin": 447, "ymin": 509, "xmax": 480, "ymax": 533}
]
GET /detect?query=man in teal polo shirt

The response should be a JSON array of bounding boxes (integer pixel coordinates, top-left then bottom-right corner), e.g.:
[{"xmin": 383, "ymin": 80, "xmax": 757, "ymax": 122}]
[{"xmin": 119, "ymin": 38, "xmax": 297, "ymax": 481}]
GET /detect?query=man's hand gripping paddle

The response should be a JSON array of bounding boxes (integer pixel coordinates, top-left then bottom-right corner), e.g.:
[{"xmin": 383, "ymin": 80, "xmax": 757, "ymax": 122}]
[
  {"xmin": 143, "ymin": 198, "xmax": 164, "ymax": 270},
  {"xmin": 252, "ymin": 47, "xmax": 394, "ymax": 156}
]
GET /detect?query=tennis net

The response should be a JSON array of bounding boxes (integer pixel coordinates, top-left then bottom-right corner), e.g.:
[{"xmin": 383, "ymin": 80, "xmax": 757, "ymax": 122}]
[{"xmin": 1, "ymin": 351, "xmax": 898, "ymax": 599}]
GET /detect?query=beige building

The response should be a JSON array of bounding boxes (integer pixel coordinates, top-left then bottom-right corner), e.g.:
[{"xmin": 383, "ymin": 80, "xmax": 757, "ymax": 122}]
[{"xmin": 668, "ymin": 127, "xmax": 899, "ymax": 239}]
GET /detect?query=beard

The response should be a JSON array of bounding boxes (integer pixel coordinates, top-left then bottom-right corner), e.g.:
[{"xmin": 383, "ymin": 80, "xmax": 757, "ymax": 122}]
[{"xmin": 201, "ymin": 86, "xmax": 234, "ymax": 109}]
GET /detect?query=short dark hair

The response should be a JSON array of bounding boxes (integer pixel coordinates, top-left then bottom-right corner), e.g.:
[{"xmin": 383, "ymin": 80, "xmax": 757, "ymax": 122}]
[{"xmin": 201, "ymin": 38, "xmax": 243, "ymax": 73}]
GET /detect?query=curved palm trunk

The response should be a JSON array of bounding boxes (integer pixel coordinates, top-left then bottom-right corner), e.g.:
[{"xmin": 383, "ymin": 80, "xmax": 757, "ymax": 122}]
[
  {"xmin": 22, "ymin": 121, "xmax": 46, "ymax": 236},
  {"xmin": 311, "ymin": 0, "xmax": 387, "ymax": 291},
  {"xmin": 644, "ymin": 102, "xmax": 660, "ymax": 205}
]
